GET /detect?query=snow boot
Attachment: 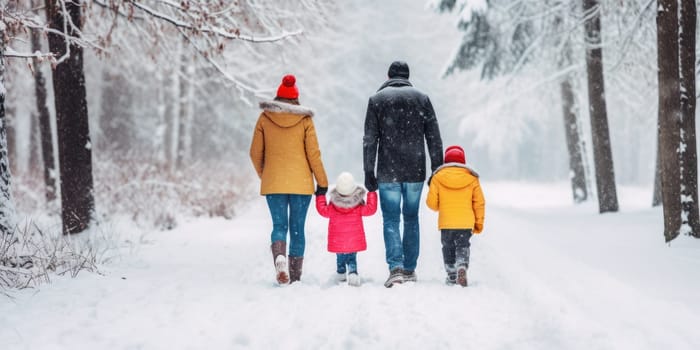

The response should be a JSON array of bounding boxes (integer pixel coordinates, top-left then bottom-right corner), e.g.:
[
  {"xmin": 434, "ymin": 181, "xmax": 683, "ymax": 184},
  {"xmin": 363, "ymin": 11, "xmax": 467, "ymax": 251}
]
[
  {"xmin": 445, "ymin": 264, "xmax": 457, "ymax": 286},
  {"xmin": 456, "ymin": 265, "xmax": 468, "ymax": 287},
  {"xmin": 289, "ymin": 256, "xmax": 303, "ymax": 283},
  {"xmin": 348, "ymin": 272, "xmax": 361, "ymax": 287},
  {"xmin": 403, "ymin": 270, "xmax": 417, "ymax": 282},
  {"xmin": 336, "ymin": 272, "xmax": 347, "ymax": 283},
  {"xmin": 271, "ymin": 241, "xmax": 289, "ymax": 285},
  {"xmin": 384, "ymin": 268, "xmax": 404, "ymax": 288}
]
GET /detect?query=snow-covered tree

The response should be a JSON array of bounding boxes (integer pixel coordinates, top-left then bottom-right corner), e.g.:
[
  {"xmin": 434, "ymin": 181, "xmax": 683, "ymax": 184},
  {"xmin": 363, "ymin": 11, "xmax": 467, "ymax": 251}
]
[
  {"xmin": 431, "ymin": 0, "xmax": 591, "ymax": 204},
  {"xmin": 1, "ymin": 21, "xmax": 17, "ymax": 236},
  {"xmin": 656, "ymin": 0, "xmax": 699, "ymax": 241},
  {"xmin": 1, "ymin": 0, "xmax": 336, "ymax": 233},
  {"xmin": 679, "ymin": 0, "xmax": 699, "ymax": 238},
  {"xmin": 582, "ymin": 0, "xmax": 618, "ymax": 213}
]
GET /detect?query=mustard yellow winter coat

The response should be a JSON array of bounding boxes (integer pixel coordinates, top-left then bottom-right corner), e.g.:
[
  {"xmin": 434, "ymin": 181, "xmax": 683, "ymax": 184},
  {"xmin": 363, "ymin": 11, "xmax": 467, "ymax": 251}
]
[
  {"xmin": 426, "ymin": 164, "xmax": 485, "ymax": 233},
  {"xmin": 249, "ymin": 100, "xmax": 328, "ymax": 195}
]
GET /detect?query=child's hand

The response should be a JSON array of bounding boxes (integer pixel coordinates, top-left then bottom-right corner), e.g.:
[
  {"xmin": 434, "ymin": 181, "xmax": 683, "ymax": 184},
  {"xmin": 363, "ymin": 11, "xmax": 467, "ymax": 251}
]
[{"xmin": 473, "ymin": 223, "xmax": 483, "ymax": 234}]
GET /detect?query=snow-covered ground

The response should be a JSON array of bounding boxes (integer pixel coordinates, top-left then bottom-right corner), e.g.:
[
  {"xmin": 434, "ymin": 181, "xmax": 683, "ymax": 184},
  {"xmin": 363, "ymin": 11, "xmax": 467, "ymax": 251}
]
[{"xmin": 2, "ymin": 183, "xmax": 699, "ymax": 350}]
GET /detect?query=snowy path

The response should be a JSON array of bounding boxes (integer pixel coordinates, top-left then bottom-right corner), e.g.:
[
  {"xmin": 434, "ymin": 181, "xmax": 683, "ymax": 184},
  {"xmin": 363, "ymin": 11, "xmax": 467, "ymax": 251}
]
[{"xmin": 2, "ymin": 183, "xmax": 700, "ymax": 349}]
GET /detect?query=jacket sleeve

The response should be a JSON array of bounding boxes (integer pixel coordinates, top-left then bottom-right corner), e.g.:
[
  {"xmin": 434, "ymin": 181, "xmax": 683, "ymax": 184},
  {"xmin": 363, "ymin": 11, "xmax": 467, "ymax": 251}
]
[
  {"xmin": 423, "ymin": 97, "xmax": 443, "ymax": 173},
  {"xmin": 426, "ymin": 176, "xmax": 439, "ymax": 211},
  {"xmin": 361, "ymin": 191, "xmax": 378, "ymax": 216},
  {"xmin": 472, "ymin": 180, "xmax": 485, "ymax": 229},
  {"xmin": 363, "ymin": 97, "xmax": 379, "ymax": 173},
  {"xmin": 315, "ymin": 194, "xmax": 331, "ymax": 218},
  {"xmin": 304, "ymin": 118, "xmax": 329, "ymax": 188},
  {"xmin": 249, "ymin": 115, "xmax": 265, "ymax": 178}
]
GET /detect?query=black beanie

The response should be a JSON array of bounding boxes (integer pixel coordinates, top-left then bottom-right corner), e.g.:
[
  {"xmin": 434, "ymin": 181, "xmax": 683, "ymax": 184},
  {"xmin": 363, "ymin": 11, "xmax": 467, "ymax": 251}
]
[{"xmin": 388, "ymin": 61, "xmax": 410, "ymax": 79}]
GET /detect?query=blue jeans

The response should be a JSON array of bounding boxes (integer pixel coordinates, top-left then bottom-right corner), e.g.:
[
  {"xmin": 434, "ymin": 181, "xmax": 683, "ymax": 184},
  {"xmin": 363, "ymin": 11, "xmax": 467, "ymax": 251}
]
[
  {"xmin": 378, "ymin": 182, "xmax": 424, "ymax": 271},
  {"xmin": 336, "ymin": 253, "xmax": 358, "ymax": 274},
  {"xmin": 266, "ymin": 194, "xmax": 311, "ymax": 257}
]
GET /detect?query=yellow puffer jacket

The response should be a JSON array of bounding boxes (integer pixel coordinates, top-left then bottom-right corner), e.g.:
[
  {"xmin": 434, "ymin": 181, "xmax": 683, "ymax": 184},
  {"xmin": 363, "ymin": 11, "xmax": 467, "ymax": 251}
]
[
  {"xmin": 249, "ymin": 100, "xmax": 328, "ymax": 195},
  {"xmin": 426, "ymin": 164, "xmax": 485, "ymax": 233}
]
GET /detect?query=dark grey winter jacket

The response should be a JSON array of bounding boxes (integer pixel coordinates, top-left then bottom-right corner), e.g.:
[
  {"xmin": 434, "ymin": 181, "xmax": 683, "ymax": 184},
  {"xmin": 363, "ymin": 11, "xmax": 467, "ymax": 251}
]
[{"xmin": 363, "ymin": 78, "xmax": 443, "ymax": 183}]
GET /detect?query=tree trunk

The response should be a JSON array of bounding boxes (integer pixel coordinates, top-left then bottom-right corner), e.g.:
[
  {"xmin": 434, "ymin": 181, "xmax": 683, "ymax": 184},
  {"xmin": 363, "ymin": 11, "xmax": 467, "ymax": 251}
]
[
  {"xmin": 653, "ymin": 147, "xmax": 662, "ymax": 206},
  {"xmin": 679, "ymin": 0, "xmax": 699, "ymax": 238},
  {"xmin": 561, "ymin": 77, "xmax": 588, "ymax": 203},
  {"xmin": 154, "ymin": 68, "xmax": 166, "ymax": 165},
  {"xmin": 31, "ymin": 17, "xmax": 57, "ymax": 202},
  {"xmin": 657, "ymin": 0, "xmax": 682, "ymax": 242},
  {"xmin": 46, "ymin": 0, "xmax": 95, "ymax": 235},
  {"xmin": 560, "ymin": 41, "xmax": 587, "ymax": 203},
  {"xmin": 582, "ymin": 0, "xmax": 618, "ymax": 213},
  {"xmin": 98, "ymin": 63, "xmax": 132, "ymax": 154},
  {"xmin": 176, "ymin": 52, "xmax": 194, "ymax": 170},
  {"xmin": 0, "ymin": 32, "xmax": 17, "ymax": 235},
  {"xmin": 4, "ymin": 74, "xmax": 16, "ymax": 176},
  {"xmin": 164, "ymin": 67, "xmax": 178, "ymax": 172},
  {"xmin": 166, "ymin": 41, "xmax": 184, "ymax": 174}
]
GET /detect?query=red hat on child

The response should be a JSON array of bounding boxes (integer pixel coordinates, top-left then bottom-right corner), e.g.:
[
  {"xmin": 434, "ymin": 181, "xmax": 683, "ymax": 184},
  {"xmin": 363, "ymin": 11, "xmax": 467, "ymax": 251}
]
[
  {"xmin": 444, "ymin": 145, "xmax": 466, "ymax": 164},
  {"xmin": 276, "ymin": 74, "xmax": 299, "ymax": 99}
]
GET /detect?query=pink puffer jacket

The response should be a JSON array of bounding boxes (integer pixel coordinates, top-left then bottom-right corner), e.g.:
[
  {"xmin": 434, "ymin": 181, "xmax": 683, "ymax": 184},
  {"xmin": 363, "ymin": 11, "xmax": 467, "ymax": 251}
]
[{"xmin": 315, "ymin": 187, "xmax": 377, "ymax": 253}]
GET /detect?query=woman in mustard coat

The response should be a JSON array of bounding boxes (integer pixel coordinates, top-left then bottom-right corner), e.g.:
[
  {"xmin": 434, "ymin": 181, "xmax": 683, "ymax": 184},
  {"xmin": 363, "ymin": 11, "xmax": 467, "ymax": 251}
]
[
  {"xmin": 426, "ymin": 145, "xmax": 485, "ymax": 287},
  {"xmin": 249, "ymin": 75, "xmax": 328, "ymax": 285}
]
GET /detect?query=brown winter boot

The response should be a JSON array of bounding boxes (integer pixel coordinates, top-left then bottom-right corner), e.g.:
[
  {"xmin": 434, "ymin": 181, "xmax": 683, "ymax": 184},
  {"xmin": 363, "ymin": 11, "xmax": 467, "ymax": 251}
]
[
  {"xmin": 457, "ymin": 265, "xmax": 468, "ymax": 287},
  {"xmin": 288, "ymin": 256, "xmax": 304, "ymax": 283},
  {"xmin": 271, "ymin": 241, "xmax": 289, "ymax": 285}
]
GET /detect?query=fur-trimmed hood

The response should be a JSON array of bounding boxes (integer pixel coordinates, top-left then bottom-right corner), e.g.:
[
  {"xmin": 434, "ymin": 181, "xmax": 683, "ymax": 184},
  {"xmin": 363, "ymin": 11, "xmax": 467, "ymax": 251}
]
[
  {"xmin": 259, "ymin": 100, "xmax": 315, "ymax": 117},
  {"xmin": 432, "ymin": 162, "xmax": 479, "ymax": 178},
  {"xmin": 430, "ymin": 163, "xmax": 479, "ymax": 190},
  {"xmin": 329, "ymin": 186, "xmax": 367, "ymax": 209}
]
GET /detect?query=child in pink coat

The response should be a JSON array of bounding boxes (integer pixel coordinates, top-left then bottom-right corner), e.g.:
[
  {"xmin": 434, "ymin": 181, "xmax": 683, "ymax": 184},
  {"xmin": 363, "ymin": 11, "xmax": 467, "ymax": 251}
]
[{"xmin": 315, "ymin": 172, "xmax": 378, "ymax": 286}]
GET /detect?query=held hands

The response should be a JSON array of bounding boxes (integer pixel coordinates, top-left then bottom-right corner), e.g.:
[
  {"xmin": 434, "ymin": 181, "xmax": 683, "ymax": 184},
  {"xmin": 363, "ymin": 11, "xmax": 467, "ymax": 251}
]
[
  {"xmin": 473, "ymin": 223, "xmax": 483, "ymax": 234},
  {"xmin": 364, "ymin": 171, "xmax": 378, "ymax": 192},
  {"xmin": 315, "ymin": 186, "xmax": 328, "ymax": 196}
]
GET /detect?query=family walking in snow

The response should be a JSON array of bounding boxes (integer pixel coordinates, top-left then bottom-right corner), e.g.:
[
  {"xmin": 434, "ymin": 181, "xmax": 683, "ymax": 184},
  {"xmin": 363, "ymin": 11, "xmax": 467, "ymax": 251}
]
[{"xmin": 249, "ymin": 61, "xmax": 485, "ymax": 288}]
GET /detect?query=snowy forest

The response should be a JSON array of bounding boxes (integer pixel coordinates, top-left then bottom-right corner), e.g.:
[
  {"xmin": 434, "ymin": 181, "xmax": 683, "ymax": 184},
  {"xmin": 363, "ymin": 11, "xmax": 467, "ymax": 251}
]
[{"xmin": 1, "ymin": 0, "xmax": 700, "ymax": 349}]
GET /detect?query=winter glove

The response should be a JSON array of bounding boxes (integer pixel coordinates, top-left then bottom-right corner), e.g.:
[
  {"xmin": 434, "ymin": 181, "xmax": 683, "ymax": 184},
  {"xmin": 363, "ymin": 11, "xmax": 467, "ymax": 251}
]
[
  {"xmin": 315, "ymin": 186, "xmax": 328, "ymax": 196},
  {"xmin": 473, "ymin": 223, "xmax": 483, "ymax": 234},
  {"xmin": 364, "ymin": 171, "xmax": 378, "ymax": 192}
]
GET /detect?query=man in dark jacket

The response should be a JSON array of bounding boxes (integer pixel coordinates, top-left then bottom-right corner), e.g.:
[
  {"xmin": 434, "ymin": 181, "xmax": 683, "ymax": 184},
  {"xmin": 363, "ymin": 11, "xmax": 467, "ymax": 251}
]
[{"xmin": 363, "ymin": 61, "xmax": 443, "ymax": 288}]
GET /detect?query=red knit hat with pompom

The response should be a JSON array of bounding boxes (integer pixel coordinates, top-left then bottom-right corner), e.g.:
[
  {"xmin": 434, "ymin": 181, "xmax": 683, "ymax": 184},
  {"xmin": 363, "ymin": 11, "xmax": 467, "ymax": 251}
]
[
  {"xmin": 444, "ymin": 145, "xmax": 466, "ymax": 164},
  {"xmin": 276, "ymin": 74, "xmax": 299, "ymax": 99}
]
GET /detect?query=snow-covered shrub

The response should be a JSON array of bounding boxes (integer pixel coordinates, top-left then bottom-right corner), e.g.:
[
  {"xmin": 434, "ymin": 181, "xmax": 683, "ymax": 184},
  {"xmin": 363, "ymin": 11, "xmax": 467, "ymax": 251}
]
[
  {"xmin": 0, "ymin": 220, "xmax": 107, "ymax": 292},
  {"xmin": 93, "ymin": 154, "xmax": 250, "ymax": 231}
]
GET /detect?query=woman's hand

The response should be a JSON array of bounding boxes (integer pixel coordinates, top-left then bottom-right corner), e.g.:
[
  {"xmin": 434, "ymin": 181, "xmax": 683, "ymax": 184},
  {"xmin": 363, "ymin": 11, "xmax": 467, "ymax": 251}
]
[{"xmin": 315, "ymin": 186, "xmax": 328, "ymax": 196}]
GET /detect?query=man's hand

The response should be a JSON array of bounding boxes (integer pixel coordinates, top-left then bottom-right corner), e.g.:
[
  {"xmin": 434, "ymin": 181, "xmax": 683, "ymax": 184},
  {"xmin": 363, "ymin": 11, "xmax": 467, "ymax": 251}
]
[{"xmin": 365, "ymin": 171, "xmax": 378, "ymax": 192}]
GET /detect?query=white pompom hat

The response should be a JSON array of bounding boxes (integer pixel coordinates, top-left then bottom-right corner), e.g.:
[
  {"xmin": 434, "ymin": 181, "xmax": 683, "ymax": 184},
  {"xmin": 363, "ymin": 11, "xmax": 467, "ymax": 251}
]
[{"xmin": 335, "ymin": 172, "xmax": 357, "ymax": 196}]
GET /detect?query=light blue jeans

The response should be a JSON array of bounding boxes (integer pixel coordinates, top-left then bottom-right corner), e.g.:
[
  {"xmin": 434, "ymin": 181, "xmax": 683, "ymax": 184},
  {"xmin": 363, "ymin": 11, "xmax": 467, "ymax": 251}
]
[
  {"xmin": 336, "ymin": 253, "xmax": 358, "ymax": 274},
  {"xmin": 265, "ymin": 194, "xmax": 311, "ymax": 257},
  {"xmin": 378, "ymin": 182, "xmax": 424, "ymax": 271}
]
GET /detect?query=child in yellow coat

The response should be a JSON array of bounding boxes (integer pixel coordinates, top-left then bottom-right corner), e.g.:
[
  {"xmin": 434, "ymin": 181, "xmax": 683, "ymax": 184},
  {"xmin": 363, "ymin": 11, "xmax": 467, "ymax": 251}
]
[{"xmin": 426, "ymin": 145, "xmax": 485, "ymax": 286}]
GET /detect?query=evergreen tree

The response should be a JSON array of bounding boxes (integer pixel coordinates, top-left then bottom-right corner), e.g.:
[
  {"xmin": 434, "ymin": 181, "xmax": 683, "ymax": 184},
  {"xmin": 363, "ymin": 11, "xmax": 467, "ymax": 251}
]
[{"xmin": 433, "ymin": 0, "xmax": 590, "ymax": 204}]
